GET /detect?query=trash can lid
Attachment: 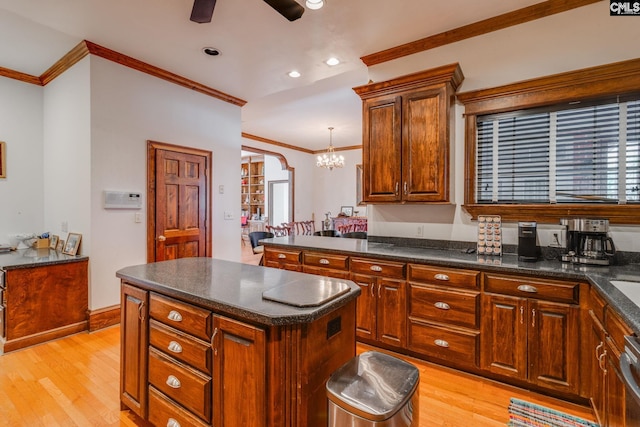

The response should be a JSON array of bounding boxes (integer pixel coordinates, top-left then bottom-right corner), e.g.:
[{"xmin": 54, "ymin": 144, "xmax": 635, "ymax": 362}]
[{"xmin": 326, "ymin": 351, "xmax": 420, "ymax": 421}]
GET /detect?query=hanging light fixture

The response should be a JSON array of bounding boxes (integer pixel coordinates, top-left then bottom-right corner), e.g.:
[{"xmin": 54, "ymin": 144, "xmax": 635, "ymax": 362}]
[
  {"xmin": 306, "ymin": 0, "xmax": 324, "ymax": 10},
  {"xmin": 316, "ymin": 127, "xmax": 345, "ymax": 170}
]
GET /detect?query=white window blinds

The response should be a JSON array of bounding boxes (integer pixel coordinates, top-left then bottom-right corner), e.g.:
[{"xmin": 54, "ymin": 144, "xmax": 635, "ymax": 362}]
[{"xmin": 476, "ymin": 99, "xmax": 640, "ymax": 204}]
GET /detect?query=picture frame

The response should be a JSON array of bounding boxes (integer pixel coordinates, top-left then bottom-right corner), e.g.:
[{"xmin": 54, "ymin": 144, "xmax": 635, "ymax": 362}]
[
  {"xmin": 0, "ymin": 141, "xmax": 6, "ymax": 179},
  {"xmin": 49, "ymin": 235, "xmax": 59, "ymax": 249},
  {"xmin": 340, "ymin": 206, "xmax": 354, "ymax": 217},
  {"xmin": 63, "ymin": 233, "xmax": 82, "ymax": 256},
  {"xmin": 56, "ymin": 240, "xmax": 65, "ymax": 252}
]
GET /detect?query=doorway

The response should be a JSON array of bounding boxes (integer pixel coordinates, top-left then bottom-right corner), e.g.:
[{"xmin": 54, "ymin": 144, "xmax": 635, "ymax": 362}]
[
  {"xmin": 147, "ymin": 140, "xmax": 212, "ymax": 262},
  {"xmin": 269, "ymin": 180, "xmax": 290, "ymax": 226}
]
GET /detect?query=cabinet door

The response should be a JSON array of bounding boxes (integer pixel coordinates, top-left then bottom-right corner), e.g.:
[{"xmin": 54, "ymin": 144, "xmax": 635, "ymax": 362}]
[
  {"xmin": 213, "ymin": 315, "xmax": 266, "ymax": 427},
  {"xmin": 481, "ymin": 294, "xmax": 527, "ymax": 380},
  {"xmin": 402, "ymin": 86, "xmax": 449, "ymax": 202},
  {"xmin": 528, "ymin": 300, "xmax": 580, "ymax": 394},
  {"xmin": 351, "ymin": 273, "xmax": 377, "ymax": 341},
  {"xmin": 362, "ymin": 96, "xmax": 402, "ymax": 202},
  {"xmin": 589, "ymin": 311, "xmax": 607, "ymax": 426},
  {"xmin": 606, "ymin": 338, "xmax": 626, "ymax": 427},
  {"xmin": 377, "ymin": 277, "xmax": 406, "ymax": 347},
  {"xmin": 120, "ymin": 283, "xmax": 149, "ymax": 418}
]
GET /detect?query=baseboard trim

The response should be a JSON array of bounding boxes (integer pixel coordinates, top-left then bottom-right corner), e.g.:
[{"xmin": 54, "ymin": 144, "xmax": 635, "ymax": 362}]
[
  {"xmin": 88, "ymin": 305, "xmax": 121, "ymax": 332},
  {"xmin": 2, "ymin": 321, "xmax": 88, "ymax": 353}
]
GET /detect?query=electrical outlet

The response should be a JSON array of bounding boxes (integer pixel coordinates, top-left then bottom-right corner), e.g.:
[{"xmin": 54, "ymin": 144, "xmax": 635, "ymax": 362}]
[
  {"xmin": 135, "ymin": 212, "xmax": 142, "ymax": 223},
  {"xmin": 416, "ymin": 225, "xmax": 424, "ymax": 238},
  {"xmin": 224, "ymin": 211, "xmax": 234, "ymax": 220},
  {"xmin": 61, "ymin": 221, "xmax": 68, "ymax": 233}
]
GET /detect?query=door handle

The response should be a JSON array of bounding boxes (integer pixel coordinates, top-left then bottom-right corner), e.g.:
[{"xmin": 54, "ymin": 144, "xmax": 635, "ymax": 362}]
[{"xmin": 157, "ymin": 235, "xmax": 167, "ymax": 242}]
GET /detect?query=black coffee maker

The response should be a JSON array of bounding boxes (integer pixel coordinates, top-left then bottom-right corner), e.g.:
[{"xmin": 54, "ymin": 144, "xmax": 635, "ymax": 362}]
[
  {"xmin": 560, "ymin": 218, "xmax": 616, "ymax": 265},
  {"xmin": 518, "ymin": 222, "xmax": 539, "ymax": 261}
]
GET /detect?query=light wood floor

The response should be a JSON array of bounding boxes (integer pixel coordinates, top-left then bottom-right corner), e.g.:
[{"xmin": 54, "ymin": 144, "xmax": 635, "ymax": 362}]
[{"xmin": 0, "ymin": 326, "xmax": 595, "ymax": 426}]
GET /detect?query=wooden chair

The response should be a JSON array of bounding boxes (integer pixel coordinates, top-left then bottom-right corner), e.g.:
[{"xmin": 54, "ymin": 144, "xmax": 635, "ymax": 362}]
[
  {"xmin": 265, "ymin": 224, "xmax": 292, "ymax": 237},
  {"xmin": 296, "ymin": 220, "xmax": 315, "ymax": 235}
]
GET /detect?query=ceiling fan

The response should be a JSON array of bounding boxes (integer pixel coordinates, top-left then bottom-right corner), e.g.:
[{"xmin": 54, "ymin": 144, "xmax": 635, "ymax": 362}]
[{"xmin": 190, "ymin": 0, "xmax": 305, "ymax": 23}]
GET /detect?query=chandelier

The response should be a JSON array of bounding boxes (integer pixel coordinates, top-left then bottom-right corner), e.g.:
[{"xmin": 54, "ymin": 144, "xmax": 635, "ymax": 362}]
[{"xmin": 316, "ymin": 127, "xmax": 345, "ymax": 170}]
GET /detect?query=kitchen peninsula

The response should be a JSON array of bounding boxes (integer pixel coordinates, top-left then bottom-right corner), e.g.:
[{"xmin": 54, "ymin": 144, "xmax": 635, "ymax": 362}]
[{"xmin": 116, "ymin": 257, "xmax": 360, "ymax": 427}]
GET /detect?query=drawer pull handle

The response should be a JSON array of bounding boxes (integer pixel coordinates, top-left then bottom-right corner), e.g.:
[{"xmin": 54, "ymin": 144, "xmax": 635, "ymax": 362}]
[
  {"xmin": 434, "ymin": 273, "xmax": 450, "ymax": 281},
  {"xmin": 168, "ymin": 341, "xmax": 183, "ymax": 354},
  {"xmin": 434, "ymin": 339, "xmax": 449, "ymax": 348},
  {"xmin": 434, "ymin": 301, "xmax": 450, "ymax": 310},
  {"xmin": 517, "ymin": 285, "xmax": 538, "ymax": 293},
  {"xmin": 166, "ymin": 375, "xmax": 181, "ymax": 389},
  {"xmin": 319, "ymin": 258, "xmax": 330, "ymax": 265},
  {"xmin": 369, "ymin": 265, "xmax": 383, "ymax": 272},
  {"xmin": 167, "ymin": 418, "xmax": 181, "ymax": 427},
  {"xmin": 278, "ymin": 253, "xmax": 286, "ymax": 259},
  {"xmin": 167, "ymin": 310, "xmax": 183, "ymax": 322}
]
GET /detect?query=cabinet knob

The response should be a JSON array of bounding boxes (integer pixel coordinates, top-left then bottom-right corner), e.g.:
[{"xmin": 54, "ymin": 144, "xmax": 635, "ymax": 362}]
[
  {"xmin": 434, "ymin": 339, "xmax": 450, "ymax": 348},
  {"xmin": 395, "ymin": 182, "xmax": 400, "ymax": 196},
  {"xmin": 167, "ymin": 418, "xmax": 181, "ymax": 427},
  {"xmin": 517, "ymin": 284, "xmax": 538, "ymax": 293},
  {"xmin": 278, "ymin": 253, "xmax": 286, "ymax": 259},
  {"xmin": 369, "ymin": 265, "xmax": 383, "ymax": 272},
  {"xmin": 434, "ymin": 301, "xmax": 450, "ymax": 310},
  {"xmin": 168, "ymin": 310, "xmax": 183, "ymax": 322},
  {"xmin": 157, "ymin": 235, "xmax": 167, "ymax": 242},
  {"xmin": 166, "ymin": 375, "xmax": 181, "ymax": 389},
  {"xmin": 404, "ymin": 181, "xmax": 408, "ymax": 195},
  {"xmin": 434, "ymin": 273, "xmax": 450, "ymax": 281},
  {"xmin": 168, "ymin": 341, "xmax": 183, "ymax": 354},
  {"xmin": 319, "ymin": 258, "xmax": 330, "ymax": 265}
]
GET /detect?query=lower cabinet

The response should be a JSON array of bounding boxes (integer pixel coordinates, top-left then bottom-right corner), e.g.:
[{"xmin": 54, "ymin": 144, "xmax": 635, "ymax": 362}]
[
  {"xmin": 264, "ymin": 248, "xmax": 302, "ymax": 271},
  {"xmin": 350, "ymin": 258, "xmax": 406, "ymax": 348},
  {"xmin": 481, "ymin": 274, "xmax": 580, "ymax": 395}
]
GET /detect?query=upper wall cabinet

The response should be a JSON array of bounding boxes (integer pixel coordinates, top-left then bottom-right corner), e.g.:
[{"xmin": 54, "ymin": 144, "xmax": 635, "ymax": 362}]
[{"xmin": 354, "ymin": 63, "xmax": 463, "ymax": 203}]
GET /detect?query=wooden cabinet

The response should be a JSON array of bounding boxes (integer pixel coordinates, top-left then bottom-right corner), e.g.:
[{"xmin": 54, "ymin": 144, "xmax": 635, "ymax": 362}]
[
  {"xmin": 350, "ymin": 258, "xmax": 406, "ymax": 347},
  {"xmin": 353, "ymin": 63, "xmax": 463, "ymax": 203},
  {"xmin": 407, "ymin": 264, "xmax": 481, "ymax": 369},
  {"xmin": 264, "ymin": 247, "xmax": 302, "ymax": 271},
  {"xmin": 212, "ymin": 315, "xmax": 266, "ymax": 427},
  {"xmin": 481, "ymin": 273, "xmax": 580, "ymax": 395},
  {"xmin": 1, "ymin": 259, "xmax": 89, "ymax": 353},
  {"xmin": 120, "ymin": 283, "xmax": 148, "ymax": 418},
  {"xmin": 241, "ymin": 155, "xmax": 265, "ymax": 219}
]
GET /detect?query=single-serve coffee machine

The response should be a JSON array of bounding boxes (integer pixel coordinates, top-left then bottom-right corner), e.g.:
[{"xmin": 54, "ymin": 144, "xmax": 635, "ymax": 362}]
[{"xmin": 560, "ymin": 218, "xmax": 616, "ymax": 265}]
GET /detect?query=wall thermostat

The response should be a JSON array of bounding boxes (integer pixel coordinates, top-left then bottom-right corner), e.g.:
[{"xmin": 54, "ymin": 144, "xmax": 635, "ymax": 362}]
[{"xmin": 104, "ymin": 191, "xmax": 142, "ymax": 209}]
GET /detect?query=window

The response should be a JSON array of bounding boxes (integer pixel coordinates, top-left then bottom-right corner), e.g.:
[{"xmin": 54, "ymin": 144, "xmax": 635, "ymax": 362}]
[
  {"xmin": 457, "ymin": 58, "xmax": 640, "ymax": 224},
  {"xmin": 476, "ymin": 99, "xmax": 640, "ymax": 205}
]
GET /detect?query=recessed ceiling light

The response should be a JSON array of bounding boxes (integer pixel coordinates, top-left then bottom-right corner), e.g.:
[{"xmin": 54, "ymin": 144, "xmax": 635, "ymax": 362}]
[
  {"xmin": 306, "ymin": 0, "xmax": 324, "ymax": 10},
  {"xmin": 288, "ymin": 70, "xmax": 301, "ymax": 78},
  {"xmin": 202, "ymin": 47, "xmax": 220, "ymax": 56},
  {"xmin": 325, "ymin": 57, "xmax": 340, "ymax": 66}
]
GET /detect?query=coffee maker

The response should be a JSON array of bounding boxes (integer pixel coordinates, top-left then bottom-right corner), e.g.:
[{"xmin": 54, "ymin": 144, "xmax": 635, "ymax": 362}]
[
  {"xmin": 518, "ymin": 222, "xmax": 539, "ymax": 261},
  {"xmin": 560, "ymin": 218, "xmax": 616, "ymax": 265}
]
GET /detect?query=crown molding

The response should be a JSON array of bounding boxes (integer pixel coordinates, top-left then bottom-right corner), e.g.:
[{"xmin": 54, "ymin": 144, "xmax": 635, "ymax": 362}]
[
  {"xmin": 360, "ymin": 0, "xmax": 601, "ymax": 66},
  {"xmin": 242, "ymin": 132, "xmax": 361, "ymax": 154}
]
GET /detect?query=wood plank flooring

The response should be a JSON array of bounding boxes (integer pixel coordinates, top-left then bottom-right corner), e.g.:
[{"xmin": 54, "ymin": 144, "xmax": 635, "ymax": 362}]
[{"xmin": 0, "ymin": 326, "xmax": 595, "ymax": 426}]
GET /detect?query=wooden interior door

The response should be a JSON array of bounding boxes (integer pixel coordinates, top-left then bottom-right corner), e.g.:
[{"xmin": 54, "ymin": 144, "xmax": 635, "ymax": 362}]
[{"xmin": 148, "ymin": 141, "xmax": 212, "ymax": 262}]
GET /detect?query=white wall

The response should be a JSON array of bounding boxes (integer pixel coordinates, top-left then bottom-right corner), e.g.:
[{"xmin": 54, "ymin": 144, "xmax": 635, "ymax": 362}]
[
  {"xmin": 365, "ymin": 3, "xmax": 640, "ymax": 252},
  {"xmin": 88, "ymin": 56, "xmax": 242, "ymax": 310},
  {"xmin": 0, "ymin": 78, "xmax": 44, "ymax": 243}
]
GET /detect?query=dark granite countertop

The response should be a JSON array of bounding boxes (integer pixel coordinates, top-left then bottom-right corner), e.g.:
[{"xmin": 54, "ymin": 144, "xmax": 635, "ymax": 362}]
[
  {"xmin": 116, "ymin": 257, "xmax": 360, "ymax": 327},
  {"xmin": 0, "ymin": 248, "xmax": 88, "ymax": 270},
  {"xmin": 262, "ymin": 235, "xmax": 640, "ymax": 334}
]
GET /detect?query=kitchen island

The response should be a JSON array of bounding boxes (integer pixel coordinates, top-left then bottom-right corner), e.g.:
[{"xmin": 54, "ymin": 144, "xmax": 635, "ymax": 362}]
[{"xmin": 116, "ymin": 257, "xmax": 360, "ymax": 427}]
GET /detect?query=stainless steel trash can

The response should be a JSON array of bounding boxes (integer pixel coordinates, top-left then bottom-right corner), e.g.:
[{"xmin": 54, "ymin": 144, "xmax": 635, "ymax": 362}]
[{"xmin": 326, "ymin": 350, "xmax": 420, "ymax": 427}]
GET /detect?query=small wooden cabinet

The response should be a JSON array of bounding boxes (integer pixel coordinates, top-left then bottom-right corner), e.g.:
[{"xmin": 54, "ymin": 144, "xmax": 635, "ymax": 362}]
[
  {"xmin": 481, "ymin": 274, "xmax": 580, "ymax": 395},
  {"xmin": 353, "ymin": 63, "xmax": 463, "ymax": 203},
  {"xmin": 350, "ymin": 258, "xmax": 406, "ymax": 348},
  {"xmin": 407, "ymin": 264, "xmax": 481, "ymax": 369}
]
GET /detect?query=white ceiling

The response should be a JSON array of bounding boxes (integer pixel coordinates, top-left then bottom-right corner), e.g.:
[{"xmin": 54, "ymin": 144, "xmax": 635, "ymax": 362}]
[{"xmin": 0, "ymin": 0, "xmax": 541, "ymax": 151}]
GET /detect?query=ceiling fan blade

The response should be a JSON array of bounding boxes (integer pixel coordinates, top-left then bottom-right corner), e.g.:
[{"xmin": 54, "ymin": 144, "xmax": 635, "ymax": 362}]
[
  {"xmin": 263, "ymin": 0, "xmax": 305, "ymax": 22},
  {"xmin": 190, "ymin": 0, "xmax": 217, "ymax": 23}
]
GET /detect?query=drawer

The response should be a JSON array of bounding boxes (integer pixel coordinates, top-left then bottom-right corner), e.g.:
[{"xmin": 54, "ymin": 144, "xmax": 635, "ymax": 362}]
[
  {"xmin": 303, "ymin": 252, "xmax": 349, "ymax": 270},
  {"xmin": 149, "ymin": 386, "xmax": 210, "ymax": 427},
  {"xmin": 350, "ymin": 258, "xmax": 405, "ymax": 279},
  {"xmin": 150, "ymin": 293, "xmax": 212, "ymax": 341},
  {"xmin": 149, "ymin": 347, "xmax": 212, "ymax": 422},
  {"xmin": 605, "ymin": 307, "xmax": 633, "ymax": 354},
  {"xmin": 302, "ymin": 265, "xmax": 350, "ymax": 280},
  {"xmin": 408, "ymin": 264, "xmax": 480, "ymax": 289},
  {"xmin": 408, "ymin": 320, "xmax": 479, "ymax": 368},
  {"xmin": 484, "ymin": 273, "xmax": 579, "ymax": 304},
  {"xmin": 264, "ymin": 248, "xmax": 301, "ymax": 264},
  {"xmin": 150, "ymin": 319, "xmax": 212, "ymax": 374},
  {"xmin": 409, "ymin": 284, "xmax": 480, "ymax": 329}
]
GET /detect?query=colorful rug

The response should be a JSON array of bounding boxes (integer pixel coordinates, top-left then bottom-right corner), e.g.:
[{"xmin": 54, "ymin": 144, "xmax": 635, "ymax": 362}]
[{"xmin": 507, "ymin": 398, "xmax": 600, "ymax": 427}]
